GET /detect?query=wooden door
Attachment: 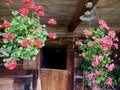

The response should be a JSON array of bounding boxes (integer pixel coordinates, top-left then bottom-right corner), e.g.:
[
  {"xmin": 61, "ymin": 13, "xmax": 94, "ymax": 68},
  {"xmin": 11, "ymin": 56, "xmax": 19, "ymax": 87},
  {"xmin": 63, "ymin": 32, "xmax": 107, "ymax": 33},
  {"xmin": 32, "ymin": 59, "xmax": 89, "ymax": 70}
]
[
  {"xmin": 40, "ymin": 68, "xmax": 69, "ymax": 90},
  {"xmin": 40, "ymin": 44, "xmax": 74, "ymax": 90}
]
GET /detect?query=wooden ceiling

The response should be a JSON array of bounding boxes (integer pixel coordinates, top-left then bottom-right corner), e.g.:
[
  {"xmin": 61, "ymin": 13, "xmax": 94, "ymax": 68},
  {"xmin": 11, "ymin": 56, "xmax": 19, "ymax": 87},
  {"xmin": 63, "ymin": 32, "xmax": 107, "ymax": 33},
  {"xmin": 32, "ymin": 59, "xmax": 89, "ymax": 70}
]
[{"xmin": 0, "ymin": 0, "xmax": 120, "ymax": 37}]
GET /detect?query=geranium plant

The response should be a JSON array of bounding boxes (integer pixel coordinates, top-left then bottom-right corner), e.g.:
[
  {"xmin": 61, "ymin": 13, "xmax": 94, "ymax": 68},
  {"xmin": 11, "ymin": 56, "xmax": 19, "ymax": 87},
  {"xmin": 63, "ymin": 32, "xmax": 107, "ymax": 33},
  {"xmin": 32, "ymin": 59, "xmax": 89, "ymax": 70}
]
[
  {"xmin": 75, "ymin": 19, "xmax": 119, "ymax": 89},
  {"xmin": 0, "ymin": 0, "xmax": 57, "ymax": 70}
]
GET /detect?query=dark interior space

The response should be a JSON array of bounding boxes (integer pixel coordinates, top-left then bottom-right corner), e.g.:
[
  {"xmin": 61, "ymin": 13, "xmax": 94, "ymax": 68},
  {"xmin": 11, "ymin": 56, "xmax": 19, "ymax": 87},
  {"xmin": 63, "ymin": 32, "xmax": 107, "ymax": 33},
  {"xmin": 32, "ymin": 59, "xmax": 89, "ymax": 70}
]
[{"xmin": 41, "ymin": 45, "xmax": 67, "ymax": 70}]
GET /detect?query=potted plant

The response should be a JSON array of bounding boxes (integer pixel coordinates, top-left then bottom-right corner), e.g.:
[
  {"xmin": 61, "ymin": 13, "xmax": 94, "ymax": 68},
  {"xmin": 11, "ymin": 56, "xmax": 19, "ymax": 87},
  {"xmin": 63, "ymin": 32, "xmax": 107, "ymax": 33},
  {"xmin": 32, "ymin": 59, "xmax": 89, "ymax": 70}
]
[
  {"xmin": 75, "ymin": 19, "xmax": 119, "ymax": 89},
  {"xmin": 0, "ymin": 0, "xmax": 57, "ymax": 70}
]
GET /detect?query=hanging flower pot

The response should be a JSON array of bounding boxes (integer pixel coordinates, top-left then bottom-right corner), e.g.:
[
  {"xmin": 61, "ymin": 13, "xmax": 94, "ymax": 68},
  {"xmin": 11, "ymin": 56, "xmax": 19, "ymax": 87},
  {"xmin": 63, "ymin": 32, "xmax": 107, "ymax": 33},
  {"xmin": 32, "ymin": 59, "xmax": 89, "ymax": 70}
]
[
  {"xmin": 0, "ymin": 0, "xmax": 57, "ymax": 70},
  {"xmin": 23, "ymin": 52, "xmax": 40, "ymax": 70},
  {"xmin": 75, "ymin": 19, "xmax": 119, "ymax": 89}
]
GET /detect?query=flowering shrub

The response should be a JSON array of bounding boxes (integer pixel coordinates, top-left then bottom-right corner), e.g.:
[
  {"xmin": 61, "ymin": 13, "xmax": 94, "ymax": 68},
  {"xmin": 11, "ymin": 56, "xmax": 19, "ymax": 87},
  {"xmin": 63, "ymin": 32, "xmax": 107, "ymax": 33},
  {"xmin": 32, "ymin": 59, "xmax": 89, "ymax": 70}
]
[
  {"xmin": 75, "ymin": 20, "xmax": 119, "ymax": 88},
  {"xmin": 0, "ymin": 0, "xmax": 57, "ymax": 70}
]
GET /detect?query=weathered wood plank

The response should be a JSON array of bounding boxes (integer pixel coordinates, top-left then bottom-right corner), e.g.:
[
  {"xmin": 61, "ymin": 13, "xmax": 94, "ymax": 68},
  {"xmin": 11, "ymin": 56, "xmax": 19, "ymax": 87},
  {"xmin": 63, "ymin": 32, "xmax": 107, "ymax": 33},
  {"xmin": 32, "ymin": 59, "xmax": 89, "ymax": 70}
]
[
  {"xmin": 40, "ymin": 69, "xmax": 69, "ymax": 90},
  {"xmin": 0, "ymin": 77, "xmax": 14, "ymax": 90}
]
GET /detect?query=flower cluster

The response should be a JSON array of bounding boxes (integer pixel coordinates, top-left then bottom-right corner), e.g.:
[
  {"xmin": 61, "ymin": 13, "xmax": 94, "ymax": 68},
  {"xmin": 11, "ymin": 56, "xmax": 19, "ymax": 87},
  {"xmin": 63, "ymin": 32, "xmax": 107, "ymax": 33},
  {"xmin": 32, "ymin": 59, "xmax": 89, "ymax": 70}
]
[
  {"xmin": 0, "ymin": 0, "xmax": 57, "ymax": 70},
  {"xmin": 75, "ymin": 20, "xmax": 119, "ymax": 87}
]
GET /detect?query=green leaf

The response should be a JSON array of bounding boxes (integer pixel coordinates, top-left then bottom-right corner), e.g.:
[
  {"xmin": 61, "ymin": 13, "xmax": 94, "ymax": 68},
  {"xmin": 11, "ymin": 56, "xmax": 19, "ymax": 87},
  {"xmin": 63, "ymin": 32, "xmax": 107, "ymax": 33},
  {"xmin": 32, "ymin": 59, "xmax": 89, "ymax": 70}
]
[
  {"xmin": 3, "ymin": 39, "xmax": 8, "ymax": 43},
  {"xmin": 3, "ymin": 58, "xmax": 11, "ymax": 63},
  {"xmin": 7, "ymin": 46, "xmax": 12, "ymax": 51},
  {"xmin": 32, "ymin": 56, "xmax": 36, "ymax": 60},
  {"xmin": 16, "ymin": 37, "xmax": 24, "ymax": 43},
  {"xmin": 12, "ymin": 11, "xmax": 18, "ymax": 16}
]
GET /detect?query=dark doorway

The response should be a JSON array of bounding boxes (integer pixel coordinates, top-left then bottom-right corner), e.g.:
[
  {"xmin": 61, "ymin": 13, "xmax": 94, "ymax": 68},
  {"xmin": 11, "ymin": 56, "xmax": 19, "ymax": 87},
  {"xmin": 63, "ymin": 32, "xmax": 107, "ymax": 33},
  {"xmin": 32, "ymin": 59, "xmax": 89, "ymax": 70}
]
[{"xmin": 41, "ymin": 45, "xmax": 67, "ymax": 70}]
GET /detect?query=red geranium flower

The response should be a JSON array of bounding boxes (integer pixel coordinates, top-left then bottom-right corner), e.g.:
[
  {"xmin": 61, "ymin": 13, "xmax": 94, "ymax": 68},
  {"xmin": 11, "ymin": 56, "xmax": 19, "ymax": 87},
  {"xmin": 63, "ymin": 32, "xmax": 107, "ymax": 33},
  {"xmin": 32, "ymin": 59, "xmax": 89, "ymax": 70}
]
[
  {"xmin": 18, "ymin": 8, "xmax": 29, "ymax": 17},
  {"xmin": 22, "ymin": 0, "xmax": 31, "ymax": 4},
  {"xmin": 34, "ymin": 39, "xmax": 43, "ymax": 47},
  {"xmin": 3, "ymin": 0, "xmax": 13, "ymax": 3},
  {"xmin": 21, "ymin": 39, "xmax": 32, "ymax": 47},
  {"xmin": 3, "ymin": 33, "xmax": 15, "ymax": 40},
  {"xmin": 48, "ymin": 33, "xmax": 57, "ymax": 39},
  {"xmin": 37, "ymin": 11, "xmax": 45, "ymax": 17},
  {"xmin": 5, "ymin": 60, "xmax": 17, "ymax": 70},
  {"xmin": 26, "ymin": 3, "xmax": 36, "ymax": 10},
  {"xmin": 35, "ymin": 6, "xmax": 44, "ymax": 11},
  {"xmin": 47, "ymin": 19, "xmax": 57, "ymax": 26},
  {"xmin": 3, "ymin": 33, "xmax": 9, "ymax": 38},
  {"xmin": 1, "ymin": 21, "xmax": 11, "ymax": 28}
]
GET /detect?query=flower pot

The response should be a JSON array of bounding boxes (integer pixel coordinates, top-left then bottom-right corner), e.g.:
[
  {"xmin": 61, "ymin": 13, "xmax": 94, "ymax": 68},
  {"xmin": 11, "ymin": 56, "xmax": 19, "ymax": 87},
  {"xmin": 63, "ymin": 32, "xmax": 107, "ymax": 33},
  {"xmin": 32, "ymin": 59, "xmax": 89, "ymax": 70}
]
[
  {"xmin": 23, "ymin": 52, "xmax": 40, "ymax": 70},
  {"xmin": 92, "ymin": 85, "xmax": 103, "ymax": 90}
]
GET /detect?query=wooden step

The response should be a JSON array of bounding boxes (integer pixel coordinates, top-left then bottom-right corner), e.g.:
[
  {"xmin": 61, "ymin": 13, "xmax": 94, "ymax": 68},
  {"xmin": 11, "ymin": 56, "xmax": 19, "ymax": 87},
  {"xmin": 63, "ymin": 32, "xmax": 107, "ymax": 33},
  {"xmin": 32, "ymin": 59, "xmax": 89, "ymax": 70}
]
[{"xmin": 0, "ymin": 77, "xmax": 14, "ymax": 90}]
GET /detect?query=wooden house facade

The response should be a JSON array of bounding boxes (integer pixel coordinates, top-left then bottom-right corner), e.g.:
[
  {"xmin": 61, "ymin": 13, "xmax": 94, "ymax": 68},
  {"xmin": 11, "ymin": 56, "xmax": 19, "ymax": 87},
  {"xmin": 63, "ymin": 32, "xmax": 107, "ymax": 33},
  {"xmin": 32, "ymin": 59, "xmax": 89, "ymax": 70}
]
[{"xmin": 0, "ymin": 0, "xmax": 120, "ymax": 90}]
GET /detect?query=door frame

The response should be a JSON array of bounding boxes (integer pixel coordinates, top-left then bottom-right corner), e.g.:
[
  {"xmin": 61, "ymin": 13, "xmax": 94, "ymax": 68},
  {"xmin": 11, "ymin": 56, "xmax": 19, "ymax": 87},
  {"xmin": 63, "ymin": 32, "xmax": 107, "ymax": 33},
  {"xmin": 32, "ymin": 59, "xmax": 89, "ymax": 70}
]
[{"xmin": 40, "ymin": 40, "xmax": 74, "ymax": 90}]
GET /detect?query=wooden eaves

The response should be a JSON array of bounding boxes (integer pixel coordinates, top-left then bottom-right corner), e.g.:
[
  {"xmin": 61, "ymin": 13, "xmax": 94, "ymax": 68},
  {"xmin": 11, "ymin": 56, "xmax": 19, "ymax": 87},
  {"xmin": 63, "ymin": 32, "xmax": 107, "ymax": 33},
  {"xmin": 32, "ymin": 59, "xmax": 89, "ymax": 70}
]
[{"xmin": 68, "ymin": 0, "xmax": 99, "ymax": 32}]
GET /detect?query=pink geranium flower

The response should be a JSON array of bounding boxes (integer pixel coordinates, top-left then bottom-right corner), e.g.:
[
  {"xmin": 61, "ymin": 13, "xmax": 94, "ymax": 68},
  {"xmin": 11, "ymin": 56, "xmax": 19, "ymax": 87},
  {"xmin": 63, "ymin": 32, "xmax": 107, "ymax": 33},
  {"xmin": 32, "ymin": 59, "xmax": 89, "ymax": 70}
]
[
  {"xmin": 108, "ymin": 30, "xmax": 116, "ymax": 38},
  {"xmin": 98, "ymin": 55, "xmax": 104, "ymax": 61},
  {"xmin": 75, "ymin": 40, "xmax": 83, "ymax": 45},
  {"xmin": 93, "ymin": 55, "xmax": 104, "ymax": 61},
  {"xmin": 87, "ymin": 41, "xmax": 93, "ymax": 47},
  {"xmin": 83, "ymin": 29, "xmax": 92, "ymax": 38},
  {"xmin": 100, "ymin": 44, "xmax": 109, "ymax": 52},
  {"xmin": 92, "ymin": 61, "xmax": 99, "ymax": 67},
  {"xmin": 92, "ymin": 80, "xmax": 97, "ymax": 85},
  {"xmin": 79, "ymin": 52, "xmax": 85, "ymax": 57},
  {"xmin": 107, "ymin": 77, "xmax": 112, "ymax": 86},
  {"xmin": 105, "ymin": 63, "xmax": 115, "ymax": 72},
  {"xmin": 87, "ymin": 74, "xmax": 93, "ymax": 80},
  {"xmin": 113, "ymin": 37, "xmax": 119, "ymax": 41},
  {"xmin": 99, "ymin": 19, "xmax": 109, "ymax": 30},
  {"xmin": 94, "ymin": 70, "xmax": 104, "ymax": 76},
  {"xmin": 93, "ymin": 37, "xmax": 101, "ymax": 44},
  {"xmin": 113, "ymin": 43, "xmax": 118, "ymax": 49}
]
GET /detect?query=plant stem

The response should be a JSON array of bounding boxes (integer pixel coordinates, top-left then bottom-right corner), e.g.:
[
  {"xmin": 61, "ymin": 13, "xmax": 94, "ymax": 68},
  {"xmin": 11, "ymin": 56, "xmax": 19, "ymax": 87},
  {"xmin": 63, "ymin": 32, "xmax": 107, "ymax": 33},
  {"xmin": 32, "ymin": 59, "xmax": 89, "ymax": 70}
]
[{"xmin": 6, "ymin": 3, "xmax": 13, "ymax": 12}]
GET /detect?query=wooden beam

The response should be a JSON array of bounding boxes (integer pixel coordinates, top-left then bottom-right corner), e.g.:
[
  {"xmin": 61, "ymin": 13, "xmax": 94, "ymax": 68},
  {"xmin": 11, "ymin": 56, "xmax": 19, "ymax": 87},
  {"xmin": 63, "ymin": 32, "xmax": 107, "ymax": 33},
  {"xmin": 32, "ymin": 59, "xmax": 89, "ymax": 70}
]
[
  {"xmin": 32, "ymin": 70, "xmax": 38, "ymax": 90},
  {"xmin": 68, "ymin": 0, "xmax": 99, "ymax": 32}
]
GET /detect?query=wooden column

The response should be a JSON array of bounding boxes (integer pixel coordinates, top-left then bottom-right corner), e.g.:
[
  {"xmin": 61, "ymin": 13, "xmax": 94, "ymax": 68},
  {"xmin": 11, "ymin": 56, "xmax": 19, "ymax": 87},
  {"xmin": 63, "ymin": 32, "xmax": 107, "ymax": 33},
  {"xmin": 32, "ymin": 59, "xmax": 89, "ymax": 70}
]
[
  {"xmin": 67, "ymin": 44, "xmax": 74, "ymax": 90},
  {"xmin": 32, "ymin": 70, "xmax": 38, "ymax": 90}
]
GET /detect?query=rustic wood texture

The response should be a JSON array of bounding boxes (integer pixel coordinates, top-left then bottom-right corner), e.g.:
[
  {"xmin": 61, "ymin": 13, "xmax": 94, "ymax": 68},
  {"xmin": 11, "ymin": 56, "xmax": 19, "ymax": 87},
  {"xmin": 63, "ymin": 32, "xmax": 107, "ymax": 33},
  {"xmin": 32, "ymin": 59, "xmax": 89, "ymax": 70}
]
[
  {"xmin": 0, "ymin": 0, "xmax": 120, "ymax": 32},
  {"xmin": 67, "ymin": 45, "xmax": 74, "ymax": 90},
  {"xmin": 40, "ymin": 69, "xmax": 69, "ymax": 90},
  {"xmin": 0, "ymin": 77, "xmax": 14, "ymax": 90}
]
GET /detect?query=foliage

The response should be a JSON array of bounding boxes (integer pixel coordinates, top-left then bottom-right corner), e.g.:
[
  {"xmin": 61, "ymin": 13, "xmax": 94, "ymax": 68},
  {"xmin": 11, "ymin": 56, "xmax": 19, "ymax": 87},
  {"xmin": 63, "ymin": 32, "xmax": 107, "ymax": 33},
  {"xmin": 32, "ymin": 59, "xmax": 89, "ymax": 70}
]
[
  {"xmin": 75, "ymin": 19, "xmax": 119, "ymax": 88},
  {"xmin": 0, "ymin": 0, "xmax": 57, "ymax": 70},
  {"xmin": 111, "ymin": 67, "xmax": 120, "ymax": 85}
]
